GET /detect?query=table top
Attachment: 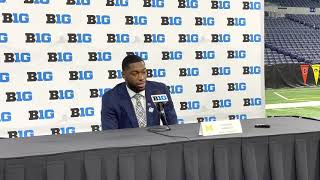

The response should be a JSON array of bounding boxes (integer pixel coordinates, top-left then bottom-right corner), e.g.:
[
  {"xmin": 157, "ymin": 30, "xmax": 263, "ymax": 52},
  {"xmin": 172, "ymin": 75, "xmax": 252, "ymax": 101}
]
[{"xmin": 1, "ymin": 117, "xmax": 320, "ymax": 159}]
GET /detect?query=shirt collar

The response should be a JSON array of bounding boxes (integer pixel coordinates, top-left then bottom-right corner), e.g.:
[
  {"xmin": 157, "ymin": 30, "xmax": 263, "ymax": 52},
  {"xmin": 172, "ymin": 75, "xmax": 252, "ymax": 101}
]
[{"xmin": 126, "ymin": 85, "xmax": 145, "ymax": 99}]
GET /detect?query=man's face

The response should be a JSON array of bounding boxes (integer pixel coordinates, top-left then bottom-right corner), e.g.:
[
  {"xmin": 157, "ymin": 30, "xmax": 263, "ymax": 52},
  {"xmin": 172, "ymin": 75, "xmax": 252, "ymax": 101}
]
[{"xmin": 123, "ymin": 61, "xmax": 147, "ymax": 93}]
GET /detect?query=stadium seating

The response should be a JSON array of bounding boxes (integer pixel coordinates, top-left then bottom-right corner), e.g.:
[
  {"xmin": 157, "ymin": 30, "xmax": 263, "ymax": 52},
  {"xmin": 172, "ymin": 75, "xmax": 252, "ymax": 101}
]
[
  {"xmin": 265, "ymin": 16, "xmax": 320, "ymax": 65},
  {"xmin": 265, "ymin": 0, "xmax": 320, "ymax": 7},
  {"xmin": 287, "ymin": 14, "xmax": 320, "ymax": 29}
]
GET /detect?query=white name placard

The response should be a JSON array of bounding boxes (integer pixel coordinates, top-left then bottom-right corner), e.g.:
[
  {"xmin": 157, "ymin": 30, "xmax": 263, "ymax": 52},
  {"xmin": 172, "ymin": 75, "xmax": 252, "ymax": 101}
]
[{"xmin": 199, "ymin": 120, "xmax": 243, "ymax": 136}]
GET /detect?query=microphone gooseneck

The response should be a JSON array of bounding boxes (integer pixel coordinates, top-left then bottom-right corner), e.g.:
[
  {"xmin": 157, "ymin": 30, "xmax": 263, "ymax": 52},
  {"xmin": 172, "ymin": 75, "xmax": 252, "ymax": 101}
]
[{"xmin": 150, "ymin": 91, "xmax": 171, "ymax": 131}]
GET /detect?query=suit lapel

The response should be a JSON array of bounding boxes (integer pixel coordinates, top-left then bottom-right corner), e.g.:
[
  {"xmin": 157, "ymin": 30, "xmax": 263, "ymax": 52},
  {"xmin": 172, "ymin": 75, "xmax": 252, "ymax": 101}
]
[
  {"xmin": 118, "ymin": 83, "xmax": 139, "ymax": 128},
  {"xmin": 145, "ymin": 81, "xmax": 156, "ymax": 126}
]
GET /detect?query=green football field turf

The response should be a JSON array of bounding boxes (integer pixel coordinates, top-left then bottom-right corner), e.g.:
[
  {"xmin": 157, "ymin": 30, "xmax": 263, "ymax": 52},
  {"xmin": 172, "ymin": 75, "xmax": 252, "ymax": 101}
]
[{"xmin": 266, "ymin": 87, "xmax": 320, "ymax": 118}]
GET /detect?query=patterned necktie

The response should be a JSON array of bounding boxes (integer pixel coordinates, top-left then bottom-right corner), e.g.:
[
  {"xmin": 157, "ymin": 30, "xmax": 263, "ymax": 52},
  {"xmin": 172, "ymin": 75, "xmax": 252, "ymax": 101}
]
[{"xmin": 133, "ymin": 93, "xmax": 147, "ymax": 127}]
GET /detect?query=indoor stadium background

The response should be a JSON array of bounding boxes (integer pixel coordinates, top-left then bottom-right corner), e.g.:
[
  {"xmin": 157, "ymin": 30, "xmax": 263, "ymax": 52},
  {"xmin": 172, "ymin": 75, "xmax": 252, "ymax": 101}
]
[{"xmin": 265, "ymin": 0, "xmax": 320, "ymax": 118}]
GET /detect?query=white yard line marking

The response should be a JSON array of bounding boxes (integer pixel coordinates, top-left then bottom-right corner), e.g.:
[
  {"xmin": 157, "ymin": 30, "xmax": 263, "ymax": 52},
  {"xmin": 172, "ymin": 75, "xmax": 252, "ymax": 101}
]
[
  {"xmin": 293, "ymin": 97, "xmax": 320, "ymax": 99},
  {"xmin": 266, "ymin": 101, "xmax": 320, "ymax": 109},
  {"xmin": 273, "ymin": 92, "xmax": 293, "ymax": 100},
  {"xmin": 269, "ymin": 87, "xmax": 320, "ymax": 92}
]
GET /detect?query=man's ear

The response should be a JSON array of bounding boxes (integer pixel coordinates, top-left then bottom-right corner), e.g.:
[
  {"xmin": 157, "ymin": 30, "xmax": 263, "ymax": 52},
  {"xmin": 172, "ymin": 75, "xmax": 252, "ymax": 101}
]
[{"xmin": 122, "ymin": 71, "xmax": 126, "ymax": 80}]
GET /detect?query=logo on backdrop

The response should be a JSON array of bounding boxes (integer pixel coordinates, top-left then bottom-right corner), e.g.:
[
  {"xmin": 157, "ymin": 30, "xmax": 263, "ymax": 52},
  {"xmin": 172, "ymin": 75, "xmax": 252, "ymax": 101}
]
[
  {"xmin": 0, "ymin": 112, "xmax": 11, "ymax": 122},
  {"xmin": 24, "ymin": 0, "xmax": 50, "ymax": 4},
  {"xmin": 0, "ymin": 33, "xmax": 8, "ymax": 43},
  {"xmin": 0, "ymin": 0, "xmax": 264, "ymax": 137},
  {"xmin": 4, "ymin": 53, "xmax": 31, "ymax": 63},
  {"xmin": 2, "ymin": 13, "xmax": 29, "ymax": 23}
]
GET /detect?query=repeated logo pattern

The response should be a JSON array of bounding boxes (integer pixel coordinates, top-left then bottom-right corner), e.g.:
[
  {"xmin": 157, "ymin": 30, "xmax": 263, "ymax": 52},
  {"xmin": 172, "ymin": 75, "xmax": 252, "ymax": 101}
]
[{"xmin": 0, "ymin": 0, "xmax": 264, "ymax": 138}]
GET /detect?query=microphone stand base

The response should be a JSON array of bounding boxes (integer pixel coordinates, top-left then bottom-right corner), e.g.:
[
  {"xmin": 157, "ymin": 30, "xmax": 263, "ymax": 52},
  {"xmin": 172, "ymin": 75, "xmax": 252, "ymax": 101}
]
[{"xmin": 147, "ymin": 126, "xmax": 170, "ymax": 132}]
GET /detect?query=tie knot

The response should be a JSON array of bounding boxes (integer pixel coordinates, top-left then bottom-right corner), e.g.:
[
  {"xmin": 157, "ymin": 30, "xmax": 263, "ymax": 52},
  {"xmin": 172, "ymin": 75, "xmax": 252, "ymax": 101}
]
[{"xmin": 133, "ymin": 93, "xmax": 143, "ymax": 100}]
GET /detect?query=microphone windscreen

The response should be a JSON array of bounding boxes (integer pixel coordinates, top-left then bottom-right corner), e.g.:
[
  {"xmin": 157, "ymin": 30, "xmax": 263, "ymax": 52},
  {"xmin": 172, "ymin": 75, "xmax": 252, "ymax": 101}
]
[{"xmin": 151, "ymin": 93, "xmax": 168, "ymax": 103}]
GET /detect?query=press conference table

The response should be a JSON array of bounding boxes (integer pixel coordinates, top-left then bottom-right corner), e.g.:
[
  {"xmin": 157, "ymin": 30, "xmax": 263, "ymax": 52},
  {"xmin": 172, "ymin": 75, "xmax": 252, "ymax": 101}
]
[{"xmin": 1, "ymin": 117, "xmax": 320, "ymax": 180}]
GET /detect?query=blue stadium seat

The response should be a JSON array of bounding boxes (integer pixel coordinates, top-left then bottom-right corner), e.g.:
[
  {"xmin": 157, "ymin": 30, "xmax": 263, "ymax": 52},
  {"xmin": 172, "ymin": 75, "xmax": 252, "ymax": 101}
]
[{"xmin": 264, "ymin": 16, "xmax": 320, "ymax": 65}]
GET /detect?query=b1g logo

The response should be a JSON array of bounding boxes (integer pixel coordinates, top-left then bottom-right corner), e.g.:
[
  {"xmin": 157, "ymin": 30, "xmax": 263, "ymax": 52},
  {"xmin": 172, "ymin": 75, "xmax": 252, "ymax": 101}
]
[
  {"xmin": 195, "ymin": 51, "xmax": 215, "ymax": 60},
  {"xmin": 161, "ymin": 16, "xmax": 182, "ymax": 26},
  {"xmin": 243, "ymin": 66, "xmax": 261, "ymax": 74},
  {"xmin": 88, "ymin": 52, "xmax": 112, "ymax": 61},
  {"xmin": 197, "ymin": 116, "xmax": 216, "ymax": 122},
  {"xmin": 0, "ymin": 33, "xmax": 8, "ymax": 43},
  {"xmin": 90, "ymin": 88, "xmax": 111, "ymax": 98},
  {"xmin": 195, "ymin": 17, "xmax": 214, "ymax": 26},
  {"xmin": 180, "ymin": 101, "xmax": 200, "ymax": 110},
  {"xmin": 70, "ymin": 107, "xmax": 94, "ymax": 117},
  {"xmin": 147, "ymin": 69, "xmax": 166, "ymax": 78},
  {"xmin": 125, "ymin": 16, "xmax": 147, "ymax": 25},
  {"xmin": 162, "ymin": 51, "xmax": 182, "ymax": 60},
  {"xmin": 107, "ymin": 34, "xmax": 130, "ymax": 43},
  {"xmin": 24, "ymin": 0, "xmax": 50, "ymax": 4},
  {"xmin": 27, "ymin": 71, "xmax": 53, "ymax": 82},
  {"xmin": 2, "ymin": 13, "xmax": 29, "ymax": 23},
  {"xmin": 68, "ymin": 33, "xmax": 92, "ymax": 43},
  {"xmin": 212, "ymin": 99, "xmax": 232, "ymax": 108},
  {"xmin": 87, "ymin": 15, "xmax": 111, "ymax": 25},
  {"xmin": 143, "ymin": 0, "xmax": 164, "ymax": 7},
  {"xmin": 211, "ymin": 34, "xmax": 231, "ymax": 43},
  {"xmin": 0, "ymin": 72, "xmax": 10, "ymax": 82},
  {"xmin": 8, "ymin": 130, "xmax": 34, "ymax": 138},
  {"xmin": 178, "ymin": 0, "xmax": 198, "ymax": 8},
  {"xmin": 229, "ymin": 114, "xmax": 247, "ymax": 120},
  {"xmin": 49, "ymin": 90, "xmax": 74, "ymax": 100},
  {"xmin": 179, "ymin": 68, "xmax": 199, "ymax": 77},
  {"xmin": 0, "ymin": 112, "xmax": 11, "ymax": 122},
  {"xmin": 178, "ymin": 34, "xmax": 198, "ymax": 43},
  {"xmin": 151, "ymin": 94, "xmax": 168, "ymax": 102},
  {"xmin": 126, "ymin": 52, "xmax": 148, "ymax": 60},
  {"xmin": 25, "ymin": 33, "xmax": 51, "ymax": 43},
  {"xmin": 144, "ymin": 34, "xmax": 165, "ymax": 43},
  {"xmin": 227, "ymin": 50, "xmax": 246, "ymax": 59},
  {"xmin": 212, "ymin": 67, "xmax": 231, "ymax": 75},
  {"xmin": 106, "ymin": 0, "xmax": 128, "ymax": 6},
  {"xmin": 227, "ymin": 83, "xmax": 246, "ymax": 91},
  {"xmin": 46, "ymin": 14, "xmax": 71, "ymax": 24},
  {"xmin": 6, "ymin": 91, "xmax": 32, "ymax": 102},
  {"xmin": 196, "ymin": 84, "xmax": 215, "ymax": 93},
  {"xmin": 4, "ymin": 53, "xmax": 31, "ymax": 63},
  {"xmin": 51, "ymin": 127, "xmax": 75, "ymax": 135},
  {"xmin": 66, "ymin": 0, "xmax": 90, "ymax": 5},
  {"xmin": 29, "ymin": 109, "xmax": 54, "ymax": 120},
  {"xmin": 227, "ymin": 18, "xmax": 246, "ymax": 26},
  {"xmin": 91, "ymin": 125, "xmax": 101, "ymax": 132},
  {"xmin": 69, "ymin": 71, "xmax": 93, "ymax": 80},
  {"xmin": 243, "ymin": 34, "xmax": 261, "ymax": 42},
  {"xmin": 48, "ymin": 52, "xmax": 72, "ymax": 62},
  {"xmin": 108, "ymin": 69, "xmax": 122, "ymax": 79},
  {"xmin": 211, "ymin": 0, "xmax": 230, "ymax": 9},
  {"xmin": 243, "ymin": 98, "xmax": 262, "ymax": 106},
  {"xmin": 167, "ymin": 85, "xmax": 183, "ymax": 94},
  {"xmin": 243, "ymin": 1, "xmax": 261, "ymax": 10}
]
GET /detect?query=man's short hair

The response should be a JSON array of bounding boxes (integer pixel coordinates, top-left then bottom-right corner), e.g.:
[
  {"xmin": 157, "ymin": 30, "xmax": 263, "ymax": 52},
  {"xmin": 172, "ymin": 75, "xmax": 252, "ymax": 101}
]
[{"xmin": 122, "ymin": 55, "xmax": 144, "ymax": 71}]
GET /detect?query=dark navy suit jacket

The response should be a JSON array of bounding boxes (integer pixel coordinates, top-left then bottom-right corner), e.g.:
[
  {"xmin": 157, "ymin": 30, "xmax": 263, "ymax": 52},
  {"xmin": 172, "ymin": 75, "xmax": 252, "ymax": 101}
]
[{"xmin": 101, "ymin": 81, "xmax": 177, "ymax": 130}]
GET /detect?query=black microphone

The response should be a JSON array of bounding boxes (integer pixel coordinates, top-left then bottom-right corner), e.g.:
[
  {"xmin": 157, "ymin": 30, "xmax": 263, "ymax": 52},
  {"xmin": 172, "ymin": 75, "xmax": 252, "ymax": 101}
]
[{"xmin": 151, "ymin": 91, "xmax": 171, "ymax": 130}]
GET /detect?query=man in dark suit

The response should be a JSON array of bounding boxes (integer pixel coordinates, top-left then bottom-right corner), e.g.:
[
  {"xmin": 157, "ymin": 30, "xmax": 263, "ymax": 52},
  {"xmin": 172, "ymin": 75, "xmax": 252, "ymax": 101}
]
[{"xmin": 101, "ymin": 55, "xmax": 177, "ymax": 130}]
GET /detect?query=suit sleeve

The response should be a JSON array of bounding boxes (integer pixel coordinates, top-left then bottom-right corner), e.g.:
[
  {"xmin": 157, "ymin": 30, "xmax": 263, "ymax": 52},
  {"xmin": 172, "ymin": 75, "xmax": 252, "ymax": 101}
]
[
  {"xmin": 101, "ymin": 93, "xmax": 119, "ymax": 130},
  {"xmin": 163, "ymin": 85, "xmax": 178, "ymax": 125}
]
